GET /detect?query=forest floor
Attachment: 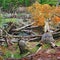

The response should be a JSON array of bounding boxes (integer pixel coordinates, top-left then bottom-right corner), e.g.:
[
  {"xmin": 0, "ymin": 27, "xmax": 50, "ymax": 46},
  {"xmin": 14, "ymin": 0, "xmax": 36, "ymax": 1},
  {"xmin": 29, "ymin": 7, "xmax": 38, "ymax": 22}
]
[{"xmin": 0, "ymin": 38, "xmax": 60, "ymax": 60}]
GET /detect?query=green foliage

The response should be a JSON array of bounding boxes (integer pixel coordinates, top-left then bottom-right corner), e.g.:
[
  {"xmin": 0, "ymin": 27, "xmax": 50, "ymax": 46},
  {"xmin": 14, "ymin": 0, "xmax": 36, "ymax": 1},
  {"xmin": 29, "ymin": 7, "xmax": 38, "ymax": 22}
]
[
  {"xmin": 3, "ymin": 18, "xmax": 17, "ymax": 23},
  {"xmin": 0, "ymin": 18, "xmax": 17, "ymax": 27},
  {"xmin": 56, "ymin": 41, "xmax": 60, "ymax": 46},
  {"xmin": 25, "ymin": 0, "xmax": 30, "ymax": 6},
  {"xmin": 4, "ymin": 51, "xmax": 11, "ymax": 58},
  {"xmin": 2, "ymin": 0, "xmax": 19, "ymax": 12},
  {"xmin": 39, "ymin": 0, "xmax": 58, "ymax": 5},
  {"xmin": 0, "ymin": 14, "xmax": 3, "ymax": 22},
  {"xmin": 0, "ymin": 0, "xmax": 58, "ymax": 12},
  {"xmin": 0, "ymin": 14, "xmax": 3, "ymax": 27},
  {"xmin": 29, "ymin": 45, "xmax": 39, "ymax": 53}
]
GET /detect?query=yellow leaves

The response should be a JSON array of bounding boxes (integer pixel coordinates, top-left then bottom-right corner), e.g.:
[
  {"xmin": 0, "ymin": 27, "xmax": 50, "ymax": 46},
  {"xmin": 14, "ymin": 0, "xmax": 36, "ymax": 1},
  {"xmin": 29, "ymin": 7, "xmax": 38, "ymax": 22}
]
[
  {"xmin": 52, "ymin": 16, "xmax": 60, "ymax": 24},
  {"xmin": 27, "ymin": 1, "xmax": 60, "ymax": 26},
  {"xmin": 41, "ymin": 4, "xmax": 53, "ymax": 19},
  {"xmin": 28, "ymin": 4, "xmax": 50, "ymax": 26},
  {"xmin": 33, "ymin": 16, "xmax": 45, "ymax": 26},
  {"xmin": 27, "ymin": 1, "xmax": 42, "ymax": 13},
  {"xmin": 52, "ymin": 6, "xmax": 60, "ymax": 24},
  {"xmin": 33, "ymin": 1, "xmax": 42, "ymax": 10},
  {"xmin": 41, "ymin": 4, "xmax": 52, "ymax": 13},
  {"xmin": 0, "ymin": 46, "xmax": 6, "ymax": 54},
  {"xmin": 54, "ymin": 6, "xmax": 60, "ymax": 15},
  {"xmin": 0, "ymin": 56, "xmax": 3, "ymax": 60},
  {"xmin": 27, "ymin": 6, "xmax": 33, "ymax": 13}
]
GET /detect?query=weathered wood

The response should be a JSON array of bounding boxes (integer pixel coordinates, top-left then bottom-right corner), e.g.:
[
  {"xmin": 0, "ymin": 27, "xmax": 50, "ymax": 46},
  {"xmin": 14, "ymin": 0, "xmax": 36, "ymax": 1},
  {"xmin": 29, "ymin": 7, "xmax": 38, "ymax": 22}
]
[
  {"xmin": 26, "ymin": 26, "xmax": 39, "ymax": 29},
  {"xmin": 22, "ymin": 30, "xmax": 38, "ymax": 35},
  {"xmin": 1, "ymin": 31, "xmax": 60, "ymax": 39},
  {"xmin": 29, "ymin": 37, "xmax": 40, "ymax": 41},
  {"xmin": 7, "ymin": 23, "xmax": 15, "ymax": 33},
  {"xmin": 53, "ymin": 32, "xmax": 60, "ymax": 34},
  {"xmin": 12, "ymin": 22, "xmax": 35, "ymax": 31},
  {"xmin": 10, "ymin": 31, "xmax": 60, "ymax": 38},
  {"xmin": 0, "ymin": 27, "xmax": 10, "ymax": 37},
  {"xmin": 55, "ymin": 29, "xmax": 60, "ymax": 32}
]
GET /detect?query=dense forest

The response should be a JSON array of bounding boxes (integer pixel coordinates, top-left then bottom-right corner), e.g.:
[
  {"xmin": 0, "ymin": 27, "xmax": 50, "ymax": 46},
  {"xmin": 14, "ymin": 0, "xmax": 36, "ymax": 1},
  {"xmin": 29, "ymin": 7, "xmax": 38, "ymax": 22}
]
[{"xmin": 0, "ymin": 0, "xmax": 59, "ymax": 12}]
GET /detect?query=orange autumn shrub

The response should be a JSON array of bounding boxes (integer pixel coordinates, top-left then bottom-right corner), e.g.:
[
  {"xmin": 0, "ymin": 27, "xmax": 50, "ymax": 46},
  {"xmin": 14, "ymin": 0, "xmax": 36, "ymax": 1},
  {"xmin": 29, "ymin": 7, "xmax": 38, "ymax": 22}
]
[
  {"xmin": 27, "ymin": 2, "xmax": 47, "ymax": 26},
  {"xmin": 52, "ymin": 16, "xmax": 60, "ymax": 24},
  {"xmin": 41, "ymin": 4, "xmax": 52, "ymax": 13},
  {"xmin": 54, "ymin": 6, "xmax": 60, "ymax": 15},
  {"xmin": 52, "ymin": 6, "xmax": 60, "ymax": 24},
  {"xmin": 27, "ymin": 1, "xmax": 60, "ymax": 26},
  {"xmin": 32, "ymin": 16, "xmax": 45, "ymax": 26}
]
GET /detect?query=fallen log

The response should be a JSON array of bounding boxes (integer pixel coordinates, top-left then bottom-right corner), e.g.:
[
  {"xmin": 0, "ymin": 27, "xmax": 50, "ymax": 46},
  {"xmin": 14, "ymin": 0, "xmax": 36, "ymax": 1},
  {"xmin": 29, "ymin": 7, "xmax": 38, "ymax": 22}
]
[
  {"xmin": 29, "ymin": 37, "xmax": 40, "ymax": 41},
  {"xmin": 10, "ymin": 31, "xmax": 60, "ymax": 38},
  {"xmin": 0, "ymin": 27, "xmax": 10, "ymax": 37},
  {"xmin": 21, "ymin": 30, "xmax": 38, "ymax": 35},
  {"xmin": 0, "ymin": 30, "xmax": 60, "ymax": 41},
  {"xmin": 7, "ymin": 22, "xmax": 15, "ymax": 33},
  {"xmin": 53, "ymin": 31, "xmax": 60, "ymax": 34},
  {"xmin": 12, "ymin": 22, "xmax": 35, "ymax": 31},
  {"xmin": 26, "ymin": 26, "xmax": 39, "ymax": 29},
  {"xmin": 1, "ymin": 31, "xmax": 60, "ymax": 39}
]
